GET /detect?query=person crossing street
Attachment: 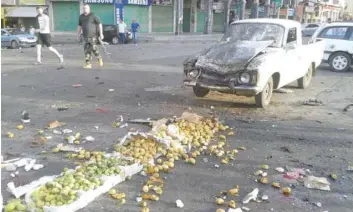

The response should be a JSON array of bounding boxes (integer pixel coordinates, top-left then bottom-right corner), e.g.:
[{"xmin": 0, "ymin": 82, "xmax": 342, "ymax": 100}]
[
  {"xmin": 77, "ymin": 4, "xmax": 104, "ymax": 69},
  {"xmin": 34, "ymin": 6, "xmax": 63, "ymax": 65}
]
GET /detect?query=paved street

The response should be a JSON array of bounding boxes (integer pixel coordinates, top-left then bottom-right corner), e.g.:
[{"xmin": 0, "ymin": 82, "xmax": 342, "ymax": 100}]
[{"xmin": 1, "ymin": 41, "xmax": 353, "ymax": 212}]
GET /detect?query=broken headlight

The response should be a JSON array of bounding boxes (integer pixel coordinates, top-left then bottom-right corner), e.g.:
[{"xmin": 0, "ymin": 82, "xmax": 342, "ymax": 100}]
[
  {"xmin": 239, "ymin": 72, "xmax": 251, "ymax": 84},
  {"xmin": 187, "ymin": 69, "xmax": 201, "ymax": 79}
]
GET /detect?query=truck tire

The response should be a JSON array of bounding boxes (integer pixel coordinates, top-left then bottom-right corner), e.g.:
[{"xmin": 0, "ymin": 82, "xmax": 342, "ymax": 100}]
[
  {"xmin": 255, "ymin": 77, "xmax": 273, "ymax": 108},
  {"xmin": 329, "ymin": 52, "xmax": 351, "ymax": 72},
  {"xmin": 11, "ymin": 40, "xmax": 19, "ymax": 49},
  {"xmin": 298, "ymin": 65, "xmax": 313, "ymax": 89},
  {"xmin": 193, "ymin": 86, "xmax": 210, "ymax": 97}
]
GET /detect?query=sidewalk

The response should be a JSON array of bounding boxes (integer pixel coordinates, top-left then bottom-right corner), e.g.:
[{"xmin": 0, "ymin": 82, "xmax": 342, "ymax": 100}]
[{"xmin": 51, "ymin": 32, "xmax": 223, "ymax": 44}]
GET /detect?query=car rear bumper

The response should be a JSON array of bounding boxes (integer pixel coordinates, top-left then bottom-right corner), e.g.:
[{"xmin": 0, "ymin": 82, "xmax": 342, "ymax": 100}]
[{"xmin": 184, "ymin": 80, "xmax": 262, "ymax": 96}]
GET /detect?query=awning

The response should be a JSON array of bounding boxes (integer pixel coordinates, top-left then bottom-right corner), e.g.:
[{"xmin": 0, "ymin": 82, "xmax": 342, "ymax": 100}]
[{"xmin": 4, "ymin": 7, "xmax": 47, "ymax": 18}]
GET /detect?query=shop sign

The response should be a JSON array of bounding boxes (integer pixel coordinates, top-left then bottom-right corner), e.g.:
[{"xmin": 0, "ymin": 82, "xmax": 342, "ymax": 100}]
[
  {"xmin": 288, "ymin": 8, "xmax": 294, "ymax": 16},
  {"xmin": 83, "ymin": 0, "xmax": 114, "ymax": 4},
  {"xmin": 280, "ymin": 8, "xmax": 287, "ymax": 15},
  {"xmin": 19, "ymin": 0, "xmax": 45, "ymax": 5},
  {"xmin": 122, "ymin": 0, "xmax": 151, "ymax": 6},
  {"xmin": 305, "ymin": 6, "xmax": 315, "ymax": 13},
  {"xmin": 115, "ymin": 3, "xmax": 123, "ymax": 22}
]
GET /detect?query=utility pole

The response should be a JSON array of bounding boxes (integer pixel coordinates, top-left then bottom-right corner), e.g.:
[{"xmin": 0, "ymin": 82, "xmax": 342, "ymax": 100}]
[
  {"xmin": 239, "ymin": 0, "xmax": 246, "ymax": 20},
  {"xmin": 264, "ymin": 0, "xmax": 270, "ymax": 18},
  {"xmin": 204, "ymin": 0, "xmax": 214, "ymax": 34},
  {"xmin": 224, "ymin": 0, "xmax": 232, "ymax": 32},
  {"xmin": 175, "ymin": 0, "xmax": 184, "ymax": 35}
]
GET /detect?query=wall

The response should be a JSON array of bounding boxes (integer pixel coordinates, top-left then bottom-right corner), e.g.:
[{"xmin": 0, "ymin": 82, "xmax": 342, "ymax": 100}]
[
  {"xmin": 212, "ymin": 12, "xmax": 224, "ymax": 32},
  {"xmin": 196, "ymin": 10, "xmax": 205, "ymax": 32}
]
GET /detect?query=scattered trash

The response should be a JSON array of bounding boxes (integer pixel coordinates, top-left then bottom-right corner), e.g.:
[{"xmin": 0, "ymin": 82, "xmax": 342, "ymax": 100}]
[
  {"xmin": 275, "ymin": 167, "xmax": 285, "ymax": 173},
  {"xmin": 228, "ymin": 208, "xmax": 243, "ymax": 212},
  {"xmin": 109, "ymin": 89, "xmax": 115, "ymax": 92},
  {"xmin": 33, "ymin": 164, "xmax": 44, "ymax": 170},
  {"xmin": 66, "ymin": 135, "xmax": 75, "ymax": 144},
  {"xmin": 136, "ymin": 197, "xmax": 142, "ymax": 203},
  {"xmin": 53, "ymin": 130, "xmax": 62, "ymax": 135},
  {"xmin": 303, "ymin": 99, "xmax": 323, "ymax": 106},
  {"xmin": 284, "ymin": 172, "xmax": 300, "ymax": 180},
  {"xmin": 176, "ymin": 199, "xmax": 184, "ymax": 208},
  {"xmin": 262, "ymin": 172, "xmax": 268, "ymax": 177},
  {"xmin": 21, "ymin": 110, "xmax": 30, "ymax": 123},
  {"xmin": 119, "ymin": 123, "xmax": 128, "ymax": 128},
  {"xmin": 94, "ymin": 126, "xmax": 99, "ymax": 130},
  {"xmin": 241, "ymin": 207, "xmax": 250, "ymax": 211},
  {"xmin": 129, "ymin": 118, "xmax": 153, "ymax": 124},
  {"xmin": 347, "ymin": 165, "xmax": 353, "ymax": 171},
  {"xmin": 57, "ymin": 107, "xmax": 69, "ymax": 111},
  {"xmin": 216, "ymin": 198, "xmax": 225, "ymax": 205},
  {"xmin": 228, "ymin": 200, "xmax": 236, "ymax": 208},
  {"xmin": 315, "ymin": 202, "xmax": 322, "ymax": 207},
  {"xmin": 24, "ymin": 159, "xmax": 36, "ymax": 171},
  {"xmin": 242, "ymin": 188, "xmax": 259, "ymax": 204},
  {"xmin": 62, "ymin": 129, "xmax": 73, "ymax": 134},
  {"xmin": 210, "ymin": 106, "xmax": 215, "ymax": 110},
  {"xmin": 47, "ymin": 120, "xmax": 66, "ymax": 129},
  {"xmin": 72, "ymin": 84, "xmax": 83, "ymax": 88},
  {"xmin": 203, "ymin": 158, "xmax": 208, "ymax": 163},
  {"xmin": 215, "ymin": 164, "xmax": 220, "ymax": 168},
  {"xmin": 85, "ymin": 136, "xmax": 95, "ymax": 142},
  {"xmin": 45, "ymin": 136, "xmax": 53, "ymax": 140},
  {"xmin": 57, "ymin": 143, "xmax": 83, "ymax": 152},
  {"xmin": 260, "ymin": 177, "xmax": 269, "ymax": 184},
  {"xmin": 343, "ymin": 104, "xmax": 353, "ymax": 112},
  {"xmin": 261, "ymin": 195, "xmax": 269, "ymax": 201},
  {"xmin": 304, "ymin": 176, "xmax": 331, "ymax": 191}
]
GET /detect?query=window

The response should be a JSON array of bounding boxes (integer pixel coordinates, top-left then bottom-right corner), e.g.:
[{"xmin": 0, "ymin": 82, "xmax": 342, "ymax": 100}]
[
  {"xmin": 1, "ymin": 30, "xmax": 7, "ymax": 35},
  {"xmin": 349, "ymin": 27, "xmax": 353, "ymax": 41},
  {"xmin": 287, "ymin": 27, "xmax": 297, "ymax": 44},
  {"xmin": 307, "ymin": 24, "xmax": 318, "ymax": 28},
  {"xmin": 318, "ymin": 26, "xmax": 349, "ymax": 40}
]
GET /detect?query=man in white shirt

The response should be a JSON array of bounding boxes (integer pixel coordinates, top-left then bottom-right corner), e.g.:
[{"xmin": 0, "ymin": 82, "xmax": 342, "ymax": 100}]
[
  {"xmin": 35, "ymin": 6, "xmax": 63, "ymax": 65},
  {"xmin": 118, "ymin": 18, "xmax": 127, "ymax": 44}
]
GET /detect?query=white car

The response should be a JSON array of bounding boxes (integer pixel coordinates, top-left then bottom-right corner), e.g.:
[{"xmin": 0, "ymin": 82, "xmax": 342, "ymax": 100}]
[
  {"xmin": 310, "ymin": 22, "xmax": 353, "ymax": 72},
  {"xmin": 184, "ymin": 19, "xmax": 324, "ymax": 108},
  {"xmin": 302, "ymin": 23, "xmax": 321, "ymax": 37}
]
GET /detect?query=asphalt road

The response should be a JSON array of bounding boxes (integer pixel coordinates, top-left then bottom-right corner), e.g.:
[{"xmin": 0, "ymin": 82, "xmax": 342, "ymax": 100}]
[{"xmin": 1, "ymin": 41, "xmax": 353, "ymax": 212}]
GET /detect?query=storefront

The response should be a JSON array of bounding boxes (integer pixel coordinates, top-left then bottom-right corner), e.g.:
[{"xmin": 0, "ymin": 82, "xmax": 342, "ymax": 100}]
[
  {"xmin": 121, "ymin": 0, "xmax": 150, "ymax": 33},
  {"xmin": 51, "ymin": 0, "xmax": 80, "ymax": 31},
  {"xmin": 84, "ymin": 0, "xmax": 115, "ymax": 24},
  {"xmin": 152, "ymin": 0, "xmax": 173, "ymax": 32}
]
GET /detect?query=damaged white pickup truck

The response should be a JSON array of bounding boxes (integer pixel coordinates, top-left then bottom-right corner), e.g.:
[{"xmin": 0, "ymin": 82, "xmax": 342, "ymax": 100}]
[{"xmin": 183, "ymin": 19, "xmax": 324, "ymax": 108}]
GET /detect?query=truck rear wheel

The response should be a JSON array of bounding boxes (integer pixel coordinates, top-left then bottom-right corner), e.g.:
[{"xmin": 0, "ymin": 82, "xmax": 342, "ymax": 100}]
[
  {"xmin": 298, "ymin": 65, "xmax": 313, "ymax": 89},
  {"xmin": 193, "ymin": 86, "xmax": 210, "ymax": 97},
  {"xmin": 255, "ymin": 77, "xmax": 273, "ymax": 108}
]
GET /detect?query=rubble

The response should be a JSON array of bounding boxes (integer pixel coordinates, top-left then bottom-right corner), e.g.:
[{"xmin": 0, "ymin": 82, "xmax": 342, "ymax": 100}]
[{"xmin": 176, "ymin": 199, "xmax": 184, "ymax": 208}]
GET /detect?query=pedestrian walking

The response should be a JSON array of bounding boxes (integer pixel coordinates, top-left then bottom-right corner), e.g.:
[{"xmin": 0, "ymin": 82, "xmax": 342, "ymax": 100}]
[
  {"xmin": 77, "ymin": 4, "xmax": 104, "ymax": 69},
  {"xmin": 131, "ymin": 18, "xmax": 140, "ymax": 44},
  {"xmin": 34, "ymin": 6, "xmax": 63, "ymax": 65},
  {"xmin": 118, "ymin": 19, "xmax": 127, "ymax": 44}
]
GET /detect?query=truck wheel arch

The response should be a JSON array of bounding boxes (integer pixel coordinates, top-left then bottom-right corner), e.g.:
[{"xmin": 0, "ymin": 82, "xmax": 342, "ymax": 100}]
[{"xmin": 272, "ymin": 72, "xmax": 280, "ymax": 89}]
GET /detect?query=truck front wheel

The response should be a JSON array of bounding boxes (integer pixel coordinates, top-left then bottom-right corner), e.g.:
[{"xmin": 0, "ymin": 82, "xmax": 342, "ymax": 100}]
[
  {"xmin": 297, "ymin": 65, "xmax": 313, "ymax": 89},
  {"xmin": 255, "ymin": 77, "xmax": 273, "ymax": 108},
  {"xmin": 193, "ymin": 86, "xmax": 210, "ymax": 97}
]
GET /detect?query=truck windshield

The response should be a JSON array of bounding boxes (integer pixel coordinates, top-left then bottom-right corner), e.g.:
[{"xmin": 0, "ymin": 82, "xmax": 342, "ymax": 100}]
[{"xmin": 222, "ymin": 23, "xmax": 285, "ymax": 47}]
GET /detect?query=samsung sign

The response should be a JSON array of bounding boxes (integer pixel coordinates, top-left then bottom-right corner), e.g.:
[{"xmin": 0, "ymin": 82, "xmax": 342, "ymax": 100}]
[
  {"xmin": 122, "ymin": 0, "xmax": 151, "ymax": 5},
  {"xmin": 83, "ymin": 0, "xmax": 113, "ymax": 3}
]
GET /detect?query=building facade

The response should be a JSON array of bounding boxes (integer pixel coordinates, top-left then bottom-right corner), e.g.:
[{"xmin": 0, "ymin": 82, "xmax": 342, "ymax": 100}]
[{"xmin": 345, "ymin": 0, "xmax": 353, "ymax": 16}]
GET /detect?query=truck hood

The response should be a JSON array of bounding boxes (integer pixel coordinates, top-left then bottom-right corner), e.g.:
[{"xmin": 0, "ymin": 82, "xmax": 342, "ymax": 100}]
[{"xmin": 193, "ymin": 40, "xmax": 273, "ymax": 74}]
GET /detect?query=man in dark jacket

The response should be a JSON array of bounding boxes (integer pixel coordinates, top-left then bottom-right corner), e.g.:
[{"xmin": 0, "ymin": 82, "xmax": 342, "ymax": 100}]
[{"xmin": 77, "ymin": 4, "xmax": 104, "ymax": 69}]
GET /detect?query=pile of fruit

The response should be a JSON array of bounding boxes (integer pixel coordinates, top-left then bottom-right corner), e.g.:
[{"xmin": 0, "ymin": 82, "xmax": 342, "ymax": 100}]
[
  {"xmin": 28, "ymin": 154, "xmax": 131, "ymax": 211},
  {"xmin": 115, "ymin": 136, "xmax": 167, "ymax": 164},
  {"xmin": 4, "ymin": 199, "xmax": 26, "ymax": 212}
]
